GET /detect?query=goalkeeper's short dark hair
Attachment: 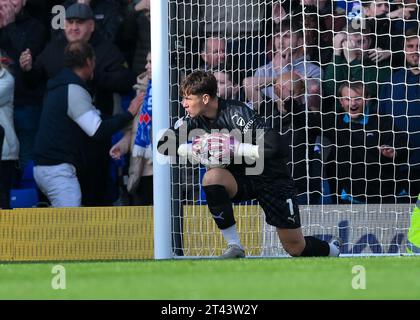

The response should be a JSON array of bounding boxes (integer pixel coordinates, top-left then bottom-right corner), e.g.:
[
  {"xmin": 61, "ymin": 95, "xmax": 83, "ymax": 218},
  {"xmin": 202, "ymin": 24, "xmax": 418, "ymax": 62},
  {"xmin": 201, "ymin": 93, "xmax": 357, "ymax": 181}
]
[
  {"xmin": 180, "ymin": 70, "xmax": 218, "ymax": 98},
  {"xmin": 64, "ymin": 41, "xmax": 95, "ymax": 69}
]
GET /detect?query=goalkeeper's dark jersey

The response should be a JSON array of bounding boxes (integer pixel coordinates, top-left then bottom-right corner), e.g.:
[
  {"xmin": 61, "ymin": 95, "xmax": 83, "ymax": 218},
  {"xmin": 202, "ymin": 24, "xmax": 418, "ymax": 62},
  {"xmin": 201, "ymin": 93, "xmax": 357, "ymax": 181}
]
[{"xmin": 157, "ymin": 98, "xmax": 293, "ymax": 181}]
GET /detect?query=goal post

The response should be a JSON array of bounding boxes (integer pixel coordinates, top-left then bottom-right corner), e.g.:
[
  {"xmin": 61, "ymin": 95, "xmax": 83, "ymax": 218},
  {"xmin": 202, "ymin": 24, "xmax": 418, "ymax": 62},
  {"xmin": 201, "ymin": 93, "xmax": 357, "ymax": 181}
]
[{"xmin": 151, "ymin": 0, "xmax": 172, "ymax": 259}]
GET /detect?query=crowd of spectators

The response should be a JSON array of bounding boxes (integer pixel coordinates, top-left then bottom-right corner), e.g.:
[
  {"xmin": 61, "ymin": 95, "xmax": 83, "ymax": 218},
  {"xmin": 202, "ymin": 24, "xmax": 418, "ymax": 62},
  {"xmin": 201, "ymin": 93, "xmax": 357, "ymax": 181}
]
[
  {"xmin": 0, "ymin": 0, "xmax": 419, "ymax": 207},
  {"xmin": 196, "ymin": 0, "xmax": 420, "ymax": 204},
  {"xmin": 0, "ymin": 0, "xmax": 150, "ymax": 208}
]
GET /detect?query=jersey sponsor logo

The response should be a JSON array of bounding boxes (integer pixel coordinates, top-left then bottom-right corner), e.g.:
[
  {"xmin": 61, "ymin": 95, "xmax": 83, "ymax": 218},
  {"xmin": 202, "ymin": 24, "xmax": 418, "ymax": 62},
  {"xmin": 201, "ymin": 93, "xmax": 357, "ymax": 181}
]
[
  {"xmin": 231, "ymin": 114, "xmax": 246, "ymax": 127},
  {"xmin": 243, "ymin": 119, "xmax": 254, "ymax": 134}
]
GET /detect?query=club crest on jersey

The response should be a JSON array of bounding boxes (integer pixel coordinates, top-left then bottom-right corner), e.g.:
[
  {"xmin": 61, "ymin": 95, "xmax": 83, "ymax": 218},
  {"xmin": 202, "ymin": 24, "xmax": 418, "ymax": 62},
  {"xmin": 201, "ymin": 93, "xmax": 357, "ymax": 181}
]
[{"xmin": 232, "ymin": 114, "xmax": 246, "ymax": 127}]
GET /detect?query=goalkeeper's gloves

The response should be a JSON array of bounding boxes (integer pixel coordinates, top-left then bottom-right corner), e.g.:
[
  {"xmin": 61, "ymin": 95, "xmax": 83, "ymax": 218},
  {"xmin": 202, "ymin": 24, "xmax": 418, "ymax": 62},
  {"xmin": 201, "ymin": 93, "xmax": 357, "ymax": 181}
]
[
  {"xmin": 177, "ymin": 133, "xmax": 260, "ymax": 162},
  {"xmin": 191, "ymin": 135, "xmax": 208, "ymax": 164},
  {"xmin": 177, "ymin": 135, "xmax": 208, "ymax": 164},
  {"xmin": 206, "ymin": 132, "xmax": 242, "ymax": 160},
  {"xmin": 207, "ymin": 132, "xmax": 260, "ymax": 161}
]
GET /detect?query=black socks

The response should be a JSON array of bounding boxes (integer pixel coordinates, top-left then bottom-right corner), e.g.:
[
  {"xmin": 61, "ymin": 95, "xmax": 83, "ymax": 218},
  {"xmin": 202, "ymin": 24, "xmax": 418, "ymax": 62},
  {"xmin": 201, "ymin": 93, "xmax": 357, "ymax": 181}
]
[
  {"xmin": 203, "ymin": 185, "xmax": 235, "ymax": 230},
  {"xmin": 300, "ymin": 236, "xmax": 330, "ymax": 257}
]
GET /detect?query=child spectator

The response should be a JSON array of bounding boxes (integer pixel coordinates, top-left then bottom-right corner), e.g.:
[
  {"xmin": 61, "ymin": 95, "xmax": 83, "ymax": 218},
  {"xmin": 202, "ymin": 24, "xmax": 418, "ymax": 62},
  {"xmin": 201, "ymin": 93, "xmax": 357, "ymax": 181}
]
[{"xmin": 110, "ymin": 51, "xmax": 153, "ymax": 205}]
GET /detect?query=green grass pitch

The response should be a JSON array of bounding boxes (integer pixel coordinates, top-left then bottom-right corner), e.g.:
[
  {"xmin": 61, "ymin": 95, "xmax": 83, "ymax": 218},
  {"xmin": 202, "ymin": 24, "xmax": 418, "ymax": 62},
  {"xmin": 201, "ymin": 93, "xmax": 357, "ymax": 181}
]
[{"xmin": 0, "ymin": 257, "xmax": 419, "ymax": 300}]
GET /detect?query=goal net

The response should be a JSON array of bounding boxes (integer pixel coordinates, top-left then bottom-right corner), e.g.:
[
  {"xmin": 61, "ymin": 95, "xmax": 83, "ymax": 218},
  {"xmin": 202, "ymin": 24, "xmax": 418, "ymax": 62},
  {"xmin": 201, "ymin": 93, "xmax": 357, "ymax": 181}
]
[{"xmin": 166, "ymin": 0, "xmax": 420, "ymax": 257}]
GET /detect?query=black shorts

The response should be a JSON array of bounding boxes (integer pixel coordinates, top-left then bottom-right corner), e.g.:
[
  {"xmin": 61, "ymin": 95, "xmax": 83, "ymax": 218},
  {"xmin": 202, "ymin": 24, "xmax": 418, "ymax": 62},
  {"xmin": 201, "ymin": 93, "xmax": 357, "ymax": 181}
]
[{"xmin": 231, "ymin": 174, "xmax": 301, "ymax": 229}]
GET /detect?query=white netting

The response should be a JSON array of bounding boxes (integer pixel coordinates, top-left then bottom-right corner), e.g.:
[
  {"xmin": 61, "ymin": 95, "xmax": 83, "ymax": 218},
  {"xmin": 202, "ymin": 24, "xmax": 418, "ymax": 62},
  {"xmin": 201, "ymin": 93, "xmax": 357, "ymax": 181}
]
[{"xmin": 167, "ymin": 0, "xmax": 420, "ymax": 256}]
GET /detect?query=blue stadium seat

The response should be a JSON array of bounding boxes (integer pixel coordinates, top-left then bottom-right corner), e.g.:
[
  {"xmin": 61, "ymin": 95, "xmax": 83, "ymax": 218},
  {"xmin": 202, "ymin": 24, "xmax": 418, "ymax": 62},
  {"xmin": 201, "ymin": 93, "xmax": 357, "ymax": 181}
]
[
  {"xmin": 19, "ymin": 160, "xmax": 37, "ymax": 189},
  {"xmin": 22, "ymin": 160, "xmax": 34, "ymax": 180},
  {"xmin": 10, "ymin": 188, "xmax": 39, "ymax": 208}
]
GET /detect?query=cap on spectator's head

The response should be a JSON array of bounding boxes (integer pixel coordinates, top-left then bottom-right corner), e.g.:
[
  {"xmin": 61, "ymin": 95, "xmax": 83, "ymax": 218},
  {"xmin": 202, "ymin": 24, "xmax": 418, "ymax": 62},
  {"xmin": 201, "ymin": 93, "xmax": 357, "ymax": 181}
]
[{"xmin": 66, "ymin": 3, "xmax": 94, "ymax": 20}]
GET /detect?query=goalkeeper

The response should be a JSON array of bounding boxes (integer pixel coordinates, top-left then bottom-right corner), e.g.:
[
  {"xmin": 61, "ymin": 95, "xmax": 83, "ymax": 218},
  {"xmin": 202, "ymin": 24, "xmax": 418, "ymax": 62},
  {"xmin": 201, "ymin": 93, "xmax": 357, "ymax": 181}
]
[{"xmin": 157, "ymin": 70, "xmax": 341, "ymax": 258}]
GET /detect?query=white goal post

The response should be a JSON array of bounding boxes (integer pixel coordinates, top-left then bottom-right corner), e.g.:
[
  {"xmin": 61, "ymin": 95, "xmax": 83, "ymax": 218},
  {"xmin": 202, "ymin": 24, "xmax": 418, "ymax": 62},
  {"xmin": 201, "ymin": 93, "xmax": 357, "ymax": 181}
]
[{"xmin": 151, "ymin": 0, "xmax": 172, "ymax": 259}]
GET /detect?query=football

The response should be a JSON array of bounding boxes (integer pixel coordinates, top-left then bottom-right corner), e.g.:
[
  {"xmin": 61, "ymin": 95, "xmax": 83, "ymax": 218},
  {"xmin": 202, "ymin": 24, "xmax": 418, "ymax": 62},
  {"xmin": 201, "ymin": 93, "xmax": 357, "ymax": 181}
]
[{"xmin": 192, "ymin": 133, "xmax": 232, "ymax": 168}]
